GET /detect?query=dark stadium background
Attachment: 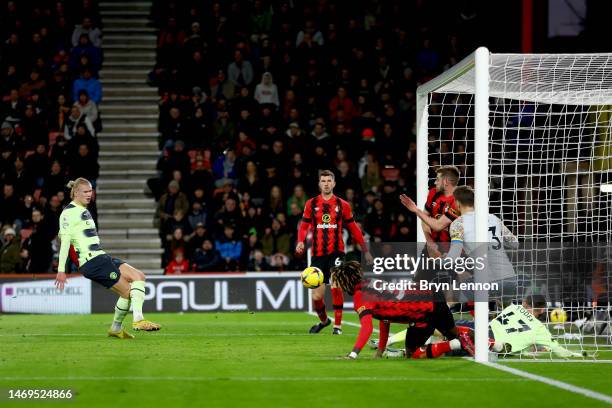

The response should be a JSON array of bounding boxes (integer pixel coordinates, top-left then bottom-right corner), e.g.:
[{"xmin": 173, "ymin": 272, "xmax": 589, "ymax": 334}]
[{"xmin": 0, "ymin": 0, "xmax": 609, "ymax": 275}]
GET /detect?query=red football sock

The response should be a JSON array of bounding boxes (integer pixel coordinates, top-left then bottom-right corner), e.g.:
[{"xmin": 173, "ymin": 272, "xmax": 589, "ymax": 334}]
[
  {"xmin": 411, "ymin": 342, "xmax": 452, "ymax": 359},
  {"xmin": 429, "ymin": 341, "xmax": 452, "ymax": 357},
  {"xmin": 411, "ymin": 347, "xmax": 427, "ymax": 359},
  {"xmin": 313, "ymin": 299, "xmax": 328, "ymax": 323},
  {"xmin": 331, "ymin": 287, "xmax": 343, "ymax": 327}
]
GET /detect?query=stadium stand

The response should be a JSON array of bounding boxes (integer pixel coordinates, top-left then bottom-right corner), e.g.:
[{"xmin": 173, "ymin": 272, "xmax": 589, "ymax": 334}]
[
  {"xmin": 146, "ymin": 0, "xmax": 482, "ymax": 272},
  {"xmin": 0, "ymin": 0, "xmax": 103, "ymax": 273}
]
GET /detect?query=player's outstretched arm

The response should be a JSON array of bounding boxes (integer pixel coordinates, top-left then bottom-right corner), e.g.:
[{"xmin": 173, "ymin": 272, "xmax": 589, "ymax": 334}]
[
  {"xmin": 374, "ymin": 320, "xmax": 391, "ymax": 358},
  {"xmin": 296, "ymin": 200, "xmax": 313, "ymax": 255},
  {"xmin": 445, "ymin": 219, "xmax": 465, "ymax": 261},
  {"xmin": 341, "ymin": 200, "xmax": 373, "ymax": 263},
  {"xmin": 55, "ymin": 225, "xmax": 71, "ymax": 290},
  {"xmin": 399, "ymin": 194, "xmax": 451, "ymax": 232},
  {"xmin": 346, "ymin": 313, "xmax": 374, "ymax": 359}
]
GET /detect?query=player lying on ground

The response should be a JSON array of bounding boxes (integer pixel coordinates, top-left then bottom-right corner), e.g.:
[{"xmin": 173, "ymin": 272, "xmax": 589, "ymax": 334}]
[
  {"xmin": 330, "ymin": 261, "xmax": 474, "ymax": 359},
  {"xmin": 372, "ymin": 295, "xmax": 584, "ymax": 358},
  {"xmin": 54, "ymin": 178, "xmax": 161, "ymax": 338},
  {"xmin": 296, "ymin": 170, "xmax": 373, "ymax": 335}
]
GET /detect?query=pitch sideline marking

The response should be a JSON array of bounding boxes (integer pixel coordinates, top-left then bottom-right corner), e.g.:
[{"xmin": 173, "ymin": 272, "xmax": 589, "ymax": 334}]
[
  {"xmin": 479, "ymin": 361, "xmax": 612, "ymax": 404},
  {"xmin": 492, "ymin": 359, "xmax": 612, "ymax": 364},
  {"xmin": 314, "ymin": 312, "xmax": 612, "ymax": 403},
  {"xmin": 0, "ymin": 333, "xmax": 314, "ymax": 337},
  {"xmin": 0, "ymin": 375, "xmax": 527, "ymax": 383}
]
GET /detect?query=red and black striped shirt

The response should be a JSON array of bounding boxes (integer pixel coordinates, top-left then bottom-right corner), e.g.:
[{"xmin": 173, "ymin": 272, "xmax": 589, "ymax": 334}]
[
  {"xmin": 424, "ymin": 187, "xmax": 459, "ymax": 242},
  {"xmin": 353, "ymin": 281, "xmax": 434, "ymax": 327},
  {"xmin": 299, "ymin": 194, "xmax": 362, "ymax": 257}
]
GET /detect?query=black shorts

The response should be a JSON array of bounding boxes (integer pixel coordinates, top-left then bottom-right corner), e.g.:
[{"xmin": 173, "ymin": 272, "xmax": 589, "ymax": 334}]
[
  {"xmin": 405, "ymin": 302, "xmax": 457, "ymax": 352},
  {"xmin": 80, "ymin": 254, "xmax": 125, "ymax": 289},
  {"xmin": 310, "ymin": 252, "xmax": 345, "ymax": 284}
]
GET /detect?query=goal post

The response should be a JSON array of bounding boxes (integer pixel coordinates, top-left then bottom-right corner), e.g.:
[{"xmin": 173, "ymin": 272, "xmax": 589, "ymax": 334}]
[
  {"xmin": 417, "ymin": 47, "xmax": 491, "ymax": 362},
  {"xmin": 417, "ymin": 48, "xmax": 612, "ymax": 362}
]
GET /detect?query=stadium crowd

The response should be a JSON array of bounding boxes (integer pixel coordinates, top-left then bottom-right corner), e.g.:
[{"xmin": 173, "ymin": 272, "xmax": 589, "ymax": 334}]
[
  {"xmin": 148, "ymin": 0, "xmax": 479, "ymax": 273},
  {"xmin": 0, "ymin": 0, "xmax": 103, "ymax": 273},
  {"xmin": 0, "ymin": 0, "xmax": 484, "ymax": 274}
]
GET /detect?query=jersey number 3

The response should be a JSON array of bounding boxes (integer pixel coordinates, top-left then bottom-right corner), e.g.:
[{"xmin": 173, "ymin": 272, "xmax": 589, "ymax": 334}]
[{"xmin": 488, "ymin": 226, "xmax": 502, "ymax": 250}]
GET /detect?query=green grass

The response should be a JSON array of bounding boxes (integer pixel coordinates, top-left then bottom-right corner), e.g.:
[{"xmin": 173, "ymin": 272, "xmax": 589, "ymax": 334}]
[{"xmin": 0, "ymin": 312, "xmax": 610, "ymax": 407}]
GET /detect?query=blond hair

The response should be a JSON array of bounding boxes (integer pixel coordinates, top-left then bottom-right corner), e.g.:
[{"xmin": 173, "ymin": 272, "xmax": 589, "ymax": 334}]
[{"xmin": 67, "ymin": 178, "xmax": 91, "ymax": 199}]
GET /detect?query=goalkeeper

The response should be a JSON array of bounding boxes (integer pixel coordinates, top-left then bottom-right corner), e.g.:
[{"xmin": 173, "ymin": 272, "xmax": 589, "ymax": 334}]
[
  {"xmin": 54, "ymin": 178, "xmax": 161, "ymax": 338},
  {"xmin": 379, "ymin": 295, "xmax": 583, "ymax": 358}
]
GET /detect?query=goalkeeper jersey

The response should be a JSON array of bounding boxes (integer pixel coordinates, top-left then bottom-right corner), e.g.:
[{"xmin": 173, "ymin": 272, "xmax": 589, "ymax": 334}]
[
  {"xmin": 57, "ymin": 201, "xmax": 105, "ymax": 273},
  {"xmin": 490, "ymin": 304, "xmax": 575, "ymax": 357}
]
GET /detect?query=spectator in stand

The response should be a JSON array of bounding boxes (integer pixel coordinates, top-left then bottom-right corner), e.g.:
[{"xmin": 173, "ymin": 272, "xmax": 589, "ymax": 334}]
[
  {"xmin": 215, "ymin": 224, "xmax": 242, "ymax": 271},
  {"xmin": 335, "ymin": 160, "xmax": 362, "ymax": 198},
  {"xmin": 158, "ymin": 180, "xmax": 190, "ymax": 235},
  {"xmin": 73, "ymin": 90, "xmax": 98, "ymax": 125},
  {"xmin": 9, "ymin": 157, "xmax": 35, "ymax": 199},
  {"xmin": 0, "ymin": 184, "xmax": 19, "ymax": 226},
  {"xmin": 44, "ymin": 194, "xmax": 62, "ymax": 233},
  {"xmin": 329, "ymin": 86, "xmax": 355, "ymax": 123},
  {"xmin": 0, "ymin": 227, "xmax": 23, "ymax": 273},
  {"xmin": 248, "ymin": 249, "xmax": 270, "ymax": 271},
  {"xmin": 72, "ymin": 68, "xmax": 101, "ymax": 104},
  {"xmin": 359, "ymin": 151, "xmax": 383, "ymax": 193},
  {"xmin": 68, "ymin": 123, "xmax": 99, "ymax": 161},
  {"xmin": 210, "ymin": 70, "xmax": 235, "ymax": 102},
  {"xmin": 192, "ymin": 239, "xmax": 222, "ymax": 272},
  {"xmin": 212, "ymin": 148, "xmax": 237, "ymax": 186},
  {"xmin": 159, "ymin": 107, "xmax": 185, "ymax": 149},
  {"xmin": 365, "ymin": 199, "xmax": 391, "ymax": 242},
  {"xmin": 261, "ymin": 218, "xmax": 290, "ymax": 270},
  {"xmin": 165, "ymin": 251, "xmax": 190, "ymax": 274},
  {"xmin": 162, "ymin": 140, "xmax": 191, "ymax": 180},
  {"xmin": 165, "ymin": 227, "xmax": 188, "ymax": 266},
  {"xmin": 68, "ymin": 144, "xmax": 99, "ymax": 185},
  {"xmin": 63, "ymin": 107, "xmax": 91, "ymax": 142},
  {"xmin": 71, "ymin": 16, "xmax": 102, "ymax": 48},
  {"xmin": 227, "ymin": 49, "xmax": 254, "ymax": 91},
  {"xmin": 187, "ymin": 201, "xmax": 207, "ymax": 232},
  {"xmin": 48, "ymin": 94, "xmax": 72, "ymax": 133},
  {"xmin": 214, "ymin": 197, "xmax": 243, "ymax": 231},
  {"xmin": 188, "ymin": 222, "xmax": 210, "ymax": 254},
  {"xmin": 26, "ymin": 144, "xmax": 50, "ymax": 188},
  {"xmin": 286, "ymin": 184, "xmax": 308, "ymax": 213},
  {"xmin": 70, "ymin": 34, "xmax": 103, "ymax": 74},
  {"xmin": 164, "ymin": 209, "xmax": 193, "ymax": 241},
  {"xmin": 147, "ymin": 1, "xmax": 483, "ymax": 270},
  {"xmin": 265, "ymin": 185, "xmax": 285, "ymax": 218},
  {"xmin": 212, "ymin": 110, "xmax": 236, "ymax": 153},
  {"xmin": 22, "ymin": 209, "xmax": 54, "ymax": 272},
  {"xmin": 18, "ymin": 70, "xmax": 47, "ymax": 100},
  {"xmin": 254, "ymin": 72, "xmax": 279, "ymax": 107},
  {"xmin": 20, "ymin": 105, "xmax": 47, "ymax": 149}
]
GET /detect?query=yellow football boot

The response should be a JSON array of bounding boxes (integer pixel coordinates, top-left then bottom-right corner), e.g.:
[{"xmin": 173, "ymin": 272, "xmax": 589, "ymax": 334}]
[
  {"xmin": 132, "ymin": 320, "xmax": 161, "ymax": 331},
  {"xmin": 108, "ymin": 328, "xmax": 135, "ymax": 339}
]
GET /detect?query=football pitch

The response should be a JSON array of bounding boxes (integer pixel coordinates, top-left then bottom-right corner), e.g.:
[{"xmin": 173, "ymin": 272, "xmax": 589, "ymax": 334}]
[{"xmin": 0, "ymin": 312, "xmax": 611, "ymax": 407}]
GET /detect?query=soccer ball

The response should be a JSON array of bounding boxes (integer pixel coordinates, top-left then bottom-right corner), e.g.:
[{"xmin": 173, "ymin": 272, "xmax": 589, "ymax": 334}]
[
  {"xmin": 301, "ymin": 266, "xmax": 324, "ymax": 289},
  {"xmin": 550, "ymin": 308, "xmax": 567, "ymax": 323}
]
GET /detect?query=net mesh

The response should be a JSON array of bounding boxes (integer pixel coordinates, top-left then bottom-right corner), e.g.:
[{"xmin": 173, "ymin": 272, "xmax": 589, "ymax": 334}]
[{"xmin": 422, "ymin": 52, "xmax": 612, "ymax": 360}]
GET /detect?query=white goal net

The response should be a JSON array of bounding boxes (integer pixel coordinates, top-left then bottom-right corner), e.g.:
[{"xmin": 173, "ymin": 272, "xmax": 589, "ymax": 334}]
[{"xmin": 417, "ymin": 49, "xmax": 612, "ymax": 361}]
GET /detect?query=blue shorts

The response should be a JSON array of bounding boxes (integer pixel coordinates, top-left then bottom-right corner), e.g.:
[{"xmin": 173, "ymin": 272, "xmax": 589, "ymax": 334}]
[{"xmin": 80, "ymin": 254, "xmax": 125, "ymax": 289}]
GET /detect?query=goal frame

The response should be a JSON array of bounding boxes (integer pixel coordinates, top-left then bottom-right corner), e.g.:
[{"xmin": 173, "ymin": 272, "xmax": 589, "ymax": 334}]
[{"xmin": 416, "ymin": 47, "xmax": 492, "ymax": 362}]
